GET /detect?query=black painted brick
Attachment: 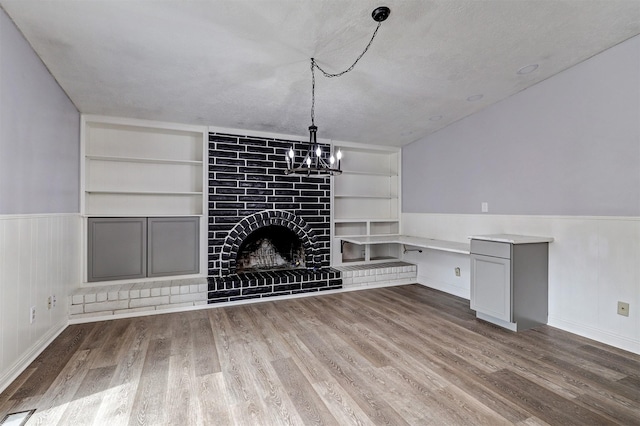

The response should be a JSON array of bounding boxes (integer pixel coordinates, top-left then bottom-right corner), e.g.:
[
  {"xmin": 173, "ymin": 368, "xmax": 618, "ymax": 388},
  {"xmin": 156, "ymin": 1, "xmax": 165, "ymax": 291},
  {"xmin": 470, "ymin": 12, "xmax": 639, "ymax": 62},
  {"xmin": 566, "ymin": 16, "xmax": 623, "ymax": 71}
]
[
  {"xmin": 216, "ymin": 143, "xmax": 245, "ymax": 152},
  {"xmin": 246, "ymin": 160, "xmax": 274, "ymax": 168},
  {"xmin": 292, "ymin": 288, "xmax": 319, "ymax": 295},
  {"xmin": 209, "ymin": 150, "xmax": 238, "ymax": 159},
  {"xmin": 209, "ymin": 180, "xmax": 238, "ymax": 187},
  {"xmin": 216, "ymin": 173, "xmax": 245, "ymax": 180},
  {"xmin": 208, "ymin": 289, "xmax": 241, "ymax": 298},
  {"xmin": 241, "ymin": 183, "xmax": 267, "ymax": 191},
  {"xmin": 242, "ymin": 286, "xmax": 273, "ymax": 295},
  {"xmin": 269, "ymin": 140, "xmax": 293, "ymax": 149},
  {"xmin": 295, "ymin": 183, "xmax": 320, "ymax": 190},
  {"xmin": 245, "ymin": 174, "xmax": 274, "ymax": 182},
  {"xmin": 262, "ymin": 291, "xmax": 293, "ymax": 298},
  {"xmin": 210, "ymin": 165, "xmax": 238, "ymax": 173},
  {"xmin": 274, "ymin": 283, "xmax": 302, "ymax": 292},
  {"xmin": 275, "ymin": 175, "xmax": 302, "ymax": 183},
  {"xmin": 216, "ymin": 158, "xmax": 245, "ymax": 166},
  {"xmin": 216, "ymin": 202, "xmax": 245, "ymax": 209},
  {"xmin": 230, "ymin": 295, "xmax": 262, "ymax": 302},
  {"xmin": 239, "ymin": 152, "xmax": 267, "ymax": 160},
  {"xmin": 209, "ymin": 195, "xmax": 238, "ymax": 202},
  {"xmin": 240, "ymin": 167, "xmax": 267, "ymax": 174},
  {"xmin": 240, "ymin": 138, "xmax": 267, "ymax": 146},
  {"xmin": 215, "ymin": 188, "xmax": 245, "ymax": 195}
]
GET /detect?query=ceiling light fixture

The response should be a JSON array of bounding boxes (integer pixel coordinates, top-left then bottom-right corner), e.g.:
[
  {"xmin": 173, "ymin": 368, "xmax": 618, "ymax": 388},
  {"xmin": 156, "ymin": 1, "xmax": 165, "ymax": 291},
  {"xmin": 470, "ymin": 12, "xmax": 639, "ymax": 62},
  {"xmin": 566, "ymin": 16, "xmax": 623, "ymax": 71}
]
[
  {"xmin": 517, "ymin": 64, "xmax": 539, "ymax": 75},
  {"xmin": 285, "ymin": 6, "xmax": 391, "ymax": 176},
  {"xmin": 467, "ymin": 94, "xmax": 484, "ymax": 102}
]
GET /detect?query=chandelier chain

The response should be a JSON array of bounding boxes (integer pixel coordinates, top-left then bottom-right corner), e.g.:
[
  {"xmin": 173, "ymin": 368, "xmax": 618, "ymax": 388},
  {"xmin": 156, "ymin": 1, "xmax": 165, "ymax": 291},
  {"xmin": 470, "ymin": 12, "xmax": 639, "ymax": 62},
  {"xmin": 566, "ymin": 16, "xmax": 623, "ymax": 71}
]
[
  {"xmin": 310, "ymin": 21, "xmax": 383, "ymax": 125},
  {"xmin": 314, "ymin": 21, "xmax": 382, "ymax": 78}
]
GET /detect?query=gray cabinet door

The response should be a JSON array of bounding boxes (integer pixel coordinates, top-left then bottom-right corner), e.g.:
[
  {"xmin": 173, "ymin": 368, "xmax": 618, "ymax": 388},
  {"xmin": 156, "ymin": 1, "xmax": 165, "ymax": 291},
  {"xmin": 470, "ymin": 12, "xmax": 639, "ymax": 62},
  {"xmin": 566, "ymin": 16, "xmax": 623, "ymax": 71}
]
[
  {"xmin": 88, "ymin": 218, "xmax": 147, "ymax": 282},
  {"xmin": 147, "ymin": 217, "xmax": 199, "ymax": 277},
  {"xmin": 470, "ymin": 253, "xmax": 511, "ymax": 322}
]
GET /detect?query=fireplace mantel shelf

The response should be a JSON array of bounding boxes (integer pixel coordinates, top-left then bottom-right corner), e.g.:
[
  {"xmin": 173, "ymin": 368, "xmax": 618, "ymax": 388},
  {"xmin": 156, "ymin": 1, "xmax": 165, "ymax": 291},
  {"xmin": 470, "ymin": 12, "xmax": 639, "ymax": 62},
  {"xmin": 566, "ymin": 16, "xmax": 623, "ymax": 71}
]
[{"xmin": 339, "ymin": 234, "xmax": 470, "ymax": 255}]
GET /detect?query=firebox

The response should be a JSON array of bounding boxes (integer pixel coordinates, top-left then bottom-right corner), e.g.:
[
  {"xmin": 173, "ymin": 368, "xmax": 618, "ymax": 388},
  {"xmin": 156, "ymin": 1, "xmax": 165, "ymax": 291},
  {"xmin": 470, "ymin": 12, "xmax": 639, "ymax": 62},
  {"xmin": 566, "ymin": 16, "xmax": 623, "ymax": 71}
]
[
  {"xmin": 236, "ymin": 225, "xmax": 305, "ymax": 273},
  {"xmin": 218, "ymin": 210, "xmax": 322, "ymax": 277}
]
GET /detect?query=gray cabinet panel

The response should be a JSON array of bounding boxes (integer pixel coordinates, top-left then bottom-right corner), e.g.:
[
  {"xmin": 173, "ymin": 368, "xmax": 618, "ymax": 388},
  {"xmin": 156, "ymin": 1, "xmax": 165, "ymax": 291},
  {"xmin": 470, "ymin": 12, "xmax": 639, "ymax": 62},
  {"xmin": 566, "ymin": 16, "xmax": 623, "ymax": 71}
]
[
  {"xmin": 470, "ymin": 239, "xmax": 511, "ymax": 259},
  {"xmin": 148, "ymin": 217, "xmax": 199, "ymax": 277},
  {"xmin": 470, "ymin": 254, "xmax": 511, "ymax": 322},
  {"xmin": 88, "ymin": 218, "xmax": 147, "ymax": 282}
]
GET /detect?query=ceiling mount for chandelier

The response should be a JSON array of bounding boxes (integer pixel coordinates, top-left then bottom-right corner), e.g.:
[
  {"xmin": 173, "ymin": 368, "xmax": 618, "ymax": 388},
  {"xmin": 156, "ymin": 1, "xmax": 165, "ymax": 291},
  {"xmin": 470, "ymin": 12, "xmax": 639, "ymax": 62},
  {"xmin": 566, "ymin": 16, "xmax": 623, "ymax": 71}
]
[{"xmin": 285, "ymin": 6, "xmax": 391, "ymax": 176}]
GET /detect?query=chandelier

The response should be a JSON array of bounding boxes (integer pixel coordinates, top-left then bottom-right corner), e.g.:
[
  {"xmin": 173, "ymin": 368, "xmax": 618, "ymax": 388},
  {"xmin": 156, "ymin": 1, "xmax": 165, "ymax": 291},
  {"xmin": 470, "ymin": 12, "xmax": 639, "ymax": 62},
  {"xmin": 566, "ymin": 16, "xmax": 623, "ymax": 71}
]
[{"xmin": 285, "ymin": 6, "xmax": 391, "ymax": 176}]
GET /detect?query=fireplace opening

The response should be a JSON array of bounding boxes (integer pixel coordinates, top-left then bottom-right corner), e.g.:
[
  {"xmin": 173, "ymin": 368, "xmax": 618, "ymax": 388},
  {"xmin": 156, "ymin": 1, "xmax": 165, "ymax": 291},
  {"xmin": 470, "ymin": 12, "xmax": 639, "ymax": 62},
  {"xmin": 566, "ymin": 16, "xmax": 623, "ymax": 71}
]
[{"xmin": 236, "ymin": 225, "xmax": 306, "ymax": 273}]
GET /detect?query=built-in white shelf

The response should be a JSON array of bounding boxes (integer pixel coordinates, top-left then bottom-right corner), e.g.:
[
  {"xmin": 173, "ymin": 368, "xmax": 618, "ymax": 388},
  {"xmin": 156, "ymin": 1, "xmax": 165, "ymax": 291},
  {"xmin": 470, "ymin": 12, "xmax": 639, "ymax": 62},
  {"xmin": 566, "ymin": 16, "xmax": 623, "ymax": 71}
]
[
  {"xmin": 86, "ymin": 190, "xmax": 203, "ymax": 195},
  {"xmin": 82, "ymin": 116, "xmax": 207, "ymax": 217},
  {"xmin": 86, "ymin": 155, "xmax": 202, "ymax": 165},
  {"xmin": 334, "ymin": 195, "xmax": 398, "ymax": 199},
  {"xmin": 332, "ymin": 145, "xmax": 401, "ymax": 265},
  {"xmin": 339, "ymin": 234, "xmax": 471, "ymax": 255},
  {"xmin": 340, "ymin": 170, "xmax": 396, "ymax": 177}
]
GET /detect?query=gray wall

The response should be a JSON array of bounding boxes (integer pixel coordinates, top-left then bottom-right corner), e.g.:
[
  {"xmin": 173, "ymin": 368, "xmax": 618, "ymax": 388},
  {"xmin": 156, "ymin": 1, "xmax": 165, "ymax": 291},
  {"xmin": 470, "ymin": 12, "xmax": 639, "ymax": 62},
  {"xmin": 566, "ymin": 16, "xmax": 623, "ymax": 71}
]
[
  {"xmin": 0, "ymin": 9, "xmax": 80, "ymax": 214},
  {"xmin": 403, "ymin": 35, "xmax": 640, "ymax": 217}
]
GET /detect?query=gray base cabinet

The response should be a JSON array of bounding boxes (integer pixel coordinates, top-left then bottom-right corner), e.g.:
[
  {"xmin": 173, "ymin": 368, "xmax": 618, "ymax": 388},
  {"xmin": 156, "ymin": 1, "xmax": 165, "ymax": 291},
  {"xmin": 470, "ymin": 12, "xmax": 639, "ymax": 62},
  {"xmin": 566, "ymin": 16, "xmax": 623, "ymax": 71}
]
[
  {"xmin": 470, "ymin": 235, "xmax": 552, "ymax": 331},
  {"xmin": 88, "ymin": 218, "xmax": 147, "ymax": 281},
  {"xmin": 147, "ymin": 217, "xmax": 199, "ymax": 277},
  {"xmin": 88, "ymin": 217, "xmax": 199, "ymax": 282}
]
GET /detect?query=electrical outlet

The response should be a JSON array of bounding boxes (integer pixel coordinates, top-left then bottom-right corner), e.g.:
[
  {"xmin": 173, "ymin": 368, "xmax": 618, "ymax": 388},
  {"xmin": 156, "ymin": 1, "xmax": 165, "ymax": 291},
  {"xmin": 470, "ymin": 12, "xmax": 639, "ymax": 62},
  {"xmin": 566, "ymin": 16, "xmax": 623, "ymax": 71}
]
[
  {"xmin": 617, "ymin": 301, "xmax": 629, "ymax": 317},
  {"xmin": 30, "ymin": 306, "xmax": 36, "ymax": 324},
  {"xmin": 455, "ymin": 267, "xmax": 461, "ymax": 277},
  {"xmin": 481, "ymin": 202, "xmax": 489, "ymax": 213},
  {"xmin": 48, "ymin": 294, "xmax": 57, "ymax": 309}
]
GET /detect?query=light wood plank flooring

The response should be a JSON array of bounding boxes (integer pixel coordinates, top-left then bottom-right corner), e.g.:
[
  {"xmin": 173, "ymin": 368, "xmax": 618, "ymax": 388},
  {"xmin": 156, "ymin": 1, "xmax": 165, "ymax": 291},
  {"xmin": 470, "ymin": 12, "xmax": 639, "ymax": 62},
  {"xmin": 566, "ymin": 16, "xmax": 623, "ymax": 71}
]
[{"xmin": 1, "ymin": 285, "xmax": 639, "ymax": 425}]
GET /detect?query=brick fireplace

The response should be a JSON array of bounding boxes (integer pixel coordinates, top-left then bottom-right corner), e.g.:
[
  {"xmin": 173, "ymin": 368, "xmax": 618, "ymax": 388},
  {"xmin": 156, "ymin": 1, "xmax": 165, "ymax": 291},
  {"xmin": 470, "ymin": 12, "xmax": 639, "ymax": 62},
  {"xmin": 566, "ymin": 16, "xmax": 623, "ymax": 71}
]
[{"xmin": 207, "ymin": 132, "xmax": 342, "ymax": 303}]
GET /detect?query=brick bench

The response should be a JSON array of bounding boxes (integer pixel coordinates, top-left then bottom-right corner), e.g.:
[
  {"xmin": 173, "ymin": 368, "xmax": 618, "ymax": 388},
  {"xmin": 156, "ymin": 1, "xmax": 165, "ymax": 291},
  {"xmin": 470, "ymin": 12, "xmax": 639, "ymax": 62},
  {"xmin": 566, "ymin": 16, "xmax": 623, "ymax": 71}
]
[
  {"xmin": 69, "ymin": 277, "xmax": 208, "ymax": 321},
  {"xmin": 69, "ymin": 263, "xmax": 416, "ymax": 321},
  {"xmin": 335, "ymin": 261, "xmax": 417, "ymax": 289}
]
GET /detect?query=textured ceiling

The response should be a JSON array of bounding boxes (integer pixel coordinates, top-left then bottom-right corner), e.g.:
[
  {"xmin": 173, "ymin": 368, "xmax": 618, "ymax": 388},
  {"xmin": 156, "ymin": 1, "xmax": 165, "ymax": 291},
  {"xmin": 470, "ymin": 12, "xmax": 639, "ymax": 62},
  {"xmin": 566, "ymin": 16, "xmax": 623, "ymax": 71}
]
[{"xmin": 2, "ymin": 0, "xmax": 640, "ymax": 146}]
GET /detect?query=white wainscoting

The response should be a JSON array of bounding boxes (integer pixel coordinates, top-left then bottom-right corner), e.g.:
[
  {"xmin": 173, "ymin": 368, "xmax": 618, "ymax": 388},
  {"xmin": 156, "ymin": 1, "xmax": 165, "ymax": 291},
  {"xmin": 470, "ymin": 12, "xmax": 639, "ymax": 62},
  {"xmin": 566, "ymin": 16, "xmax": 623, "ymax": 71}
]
[
  {"xmin": 402, "ymin": 213, "xmax": 640, "ymax": 355},
  {"xmin": 0, "ymin": 214, "xmax": 81, "ymax": 393}
]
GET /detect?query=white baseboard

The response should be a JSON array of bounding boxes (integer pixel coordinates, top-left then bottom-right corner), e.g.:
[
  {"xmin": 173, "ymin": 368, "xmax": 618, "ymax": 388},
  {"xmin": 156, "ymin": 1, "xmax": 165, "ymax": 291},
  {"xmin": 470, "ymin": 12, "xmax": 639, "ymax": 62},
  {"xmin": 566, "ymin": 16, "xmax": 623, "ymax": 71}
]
[
  {"xmin": 416, "ymin": 276, "xmax": 470, "ymax": 300},
  {"xmin": 548, "ymin": 316, "xmax": 640, "ymax": 355},
  {"xmin": 0, "ymin": 318, "xmax": 68, "ymax": 394}
]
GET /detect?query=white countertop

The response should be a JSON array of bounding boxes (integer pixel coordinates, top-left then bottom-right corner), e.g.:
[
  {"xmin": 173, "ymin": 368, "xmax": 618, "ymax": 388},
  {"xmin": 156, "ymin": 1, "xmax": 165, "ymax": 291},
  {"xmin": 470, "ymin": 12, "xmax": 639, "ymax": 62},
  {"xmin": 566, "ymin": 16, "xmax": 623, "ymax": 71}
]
[
  {"xmin": 339, "ymin": 234, "xmax": 470, "ymax": 254},
  {"xmin": 469, "ymin": 234, "xmax": 554, "ymax": 244}
]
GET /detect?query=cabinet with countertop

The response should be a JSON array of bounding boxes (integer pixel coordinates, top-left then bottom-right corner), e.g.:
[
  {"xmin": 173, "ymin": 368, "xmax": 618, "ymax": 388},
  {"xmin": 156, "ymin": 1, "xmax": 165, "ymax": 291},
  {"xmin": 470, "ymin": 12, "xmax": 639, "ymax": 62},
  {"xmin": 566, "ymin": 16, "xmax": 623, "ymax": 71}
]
[{"xmin": 469, "ymin": 234, "xmax": 553, "ymax": 331}]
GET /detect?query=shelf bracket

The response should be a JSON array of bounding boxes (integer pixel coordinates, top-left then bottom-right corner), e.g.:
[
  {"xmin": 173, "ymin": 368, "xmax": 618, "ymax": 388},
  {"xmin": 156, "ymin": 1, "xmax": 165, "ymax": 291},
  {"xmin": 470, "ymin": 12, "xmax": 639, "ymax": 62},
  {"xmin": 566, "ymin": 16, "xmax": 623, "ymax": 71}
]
[{"xmin": 403, "ymin": 244, "xmax": 422, "ymax": 254}]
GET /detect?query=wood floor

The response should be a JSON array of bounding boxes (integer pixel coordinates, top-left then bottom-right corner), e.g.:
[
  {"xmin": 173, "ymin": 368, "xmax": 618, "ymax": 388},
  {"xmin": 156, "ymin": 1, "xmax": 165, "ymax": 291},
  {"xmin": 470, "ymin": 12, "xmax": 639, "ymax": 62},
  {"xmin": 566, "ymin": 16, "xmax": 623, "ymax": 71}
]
[{"xmin": 1, "ymin": 285, "xmax": 639, "ymax": 426}]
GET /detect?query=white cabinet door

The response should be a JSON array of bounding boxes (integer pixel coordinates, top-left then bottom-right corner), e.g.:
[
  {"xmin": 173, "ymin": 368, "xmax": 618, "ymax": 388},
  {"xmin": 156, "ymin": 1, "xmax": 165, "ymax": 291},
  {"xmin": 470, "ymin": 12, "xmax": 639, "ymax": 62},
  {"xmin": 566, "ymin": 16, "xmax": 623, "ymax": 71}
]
[{"xmin": 471, "ymin": 254, "xmax": 511, "ymax": 322}]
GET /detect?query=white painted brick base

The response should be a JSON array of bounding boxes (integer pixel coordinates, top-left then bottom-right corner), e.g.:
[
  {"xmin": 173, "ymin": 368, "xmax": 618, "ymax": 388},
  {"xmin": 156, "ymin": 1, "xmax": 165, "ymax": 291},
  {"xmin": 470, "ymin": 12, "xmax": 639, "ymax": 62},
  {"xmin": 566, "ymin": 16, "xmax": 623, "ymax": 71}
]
[
  {"xmin": 69, "ymin": 278, "xmax": 208, "ymax": 320},
  {"xmin": 335, "ymin": 262, "xmax": 417, "ymax": 289}
]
